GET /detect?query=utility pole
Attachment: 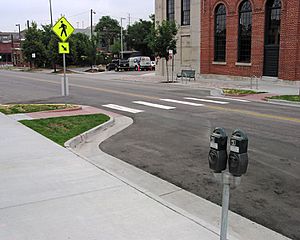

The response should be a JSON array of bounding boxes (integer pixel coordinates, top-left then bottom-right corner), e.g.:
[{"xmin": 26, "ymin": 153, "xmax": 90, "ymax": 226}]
[
  {"xmin": 90, "ymin": 9, "xmax": 96, "ymax": 39},
  {"xmin": 128, "ymin": 13, "xmax": 131, "ymax": 26},
  {"xmin": 120, "ymin": 17, "xmax": 126, "ymax": 59},
  {"xmin": 49, "ymin": 0, "xmax": 53, "ymax": 26}
]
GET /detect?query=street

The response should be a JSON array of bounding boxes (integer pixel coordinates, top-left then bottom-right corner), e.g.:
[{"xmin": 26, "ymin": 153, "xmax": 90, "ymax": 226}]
[{"xmin": 0, "ymin": 70, "xmax": 299, "ymax": 239}]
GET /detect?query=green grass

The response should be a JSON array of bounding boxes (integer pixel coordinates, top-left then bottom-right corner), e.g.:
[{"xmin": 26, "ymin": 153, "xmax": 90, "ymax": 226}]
[
  {"xmin": 20, "ymin": 114, "xmax": 110, "ymax": 146},
  {"xmin": 223, "ymin": 88, "xmax": 267, "ymax": 95},
  {"xmin": 268, "ymin": 95, "xmax": 300, "ymax": 102},
  {"xmin": 0, "ymin": 104, "xmax": 76, "ymax": 115}
]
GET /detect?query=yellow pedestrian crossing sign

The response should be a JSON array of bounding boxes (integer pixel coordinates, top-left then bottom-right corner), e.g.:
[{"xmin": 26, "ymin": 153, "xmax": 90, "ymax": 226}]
[
  {"xmin": 52, "ymin": 16, "xmax": 74, "ymax": 42},
  {"xmin": 59, "ymin": 42, "xmax": 70, "ymax": 54}
]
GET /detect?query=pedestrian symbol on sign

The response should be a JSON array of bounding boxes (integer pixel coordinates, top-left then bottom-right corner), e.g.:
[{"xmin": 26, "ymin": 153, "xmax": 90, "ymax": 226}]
[
  {"xmin": 59, "ymin": 21, "xmax": 67, "ymax": 37},
  {"xmin": 52, "ymin": 16, "xmax": 74, "ymax": 42}
]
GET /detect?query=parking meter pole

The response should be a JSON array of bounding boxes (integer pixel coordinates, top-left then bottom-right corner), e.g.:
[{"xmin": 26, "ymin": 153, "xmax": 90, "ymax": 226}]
[{"xmin": 220, "ymin": 174, "xmax": 230, "ymax": 240}]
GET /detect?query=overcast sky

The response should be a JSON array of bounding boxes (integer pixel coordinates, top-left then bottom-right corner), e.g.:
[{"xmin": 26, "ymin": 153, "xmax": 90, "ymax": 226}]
[{"xmin": 0, "ymin": 0, "xmax": 154, "ymax": 32}]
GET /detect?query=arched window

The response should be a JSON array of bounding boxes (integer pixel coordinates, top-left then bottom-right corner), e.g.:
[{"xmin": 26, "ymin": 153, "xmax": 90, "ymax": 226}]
[
  {"xmin": 238, "ymin": 0, "xmax": 252, "ymax": 63},
  {"xmin": 265, "ymin": 0, "xmax": 281, "ymax": 45},
  {"xmin": 214, "ymin": 4, "xmax": 227, "ymax": 62}
]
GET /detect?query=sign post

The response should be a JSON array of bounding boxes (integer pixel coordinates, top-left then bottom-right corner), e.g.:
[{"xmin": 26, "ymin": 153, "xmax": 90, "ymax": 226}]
[
  {"xmin": 52, "ymin": 16, "xmax": 74, "ymax": 97},
  {"xmin": 169, "ymin": 50, "xmax": 174, "ymax": 82}
]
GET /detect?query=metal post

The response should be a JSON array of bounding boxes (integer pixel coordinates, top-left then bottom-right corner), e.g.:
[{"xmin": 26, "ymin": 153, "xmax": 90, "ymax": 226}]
[
  {"xmin": 49, "ymin": 0, "xmax": 53, "ymax": 26},
  {"xmin": 63, "ymin": 53, "xmax": 67, "ymax": 96},
  {"xmin": 16, "ymin": 24, "xmax": 21, "ymax": 40},
  {"xmin": 220, "ymin": 174, "xmax": 230, "ymax": 240},
  {"xmin": 91, "ymin": 9, "xmax": 93, "ymax": 39},
  {"xmin": 120, "ymin": 18, "xmax": 126, "ymax": 59},
  {"xmin": 172, "ymin": 56, "xmax": 174, "ymax": 82}
]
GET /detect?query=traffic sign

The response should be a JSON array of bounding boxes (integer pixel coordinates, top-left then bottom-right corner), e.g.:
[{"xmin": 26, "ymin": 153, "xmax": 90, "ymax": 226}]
[
  {"xmin": 52, "ymin": 16, "xmax": 74, "ymax": 42},
  {"xmin": 59, "ymin": 42, "xmax": 70, "ymax": 54}
]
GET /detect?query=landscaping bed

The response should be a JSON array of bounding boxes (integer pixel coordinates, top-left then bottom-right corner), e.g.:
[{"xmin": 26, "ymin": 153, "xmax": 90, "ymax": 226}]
[
  {"xmin": 20, "ymin": 114, "xmax": 110, "ymax": 146},
  {"xmin": 0, "ymin": 104, "xmax": 77, "ymax": 115},
  {"xmin": 223, "ymin": 88, "xmax": 267, "ymax": 96},
  {"xmin": 268, "ymin": 95, "xmax": 300, "ymax": 102}
]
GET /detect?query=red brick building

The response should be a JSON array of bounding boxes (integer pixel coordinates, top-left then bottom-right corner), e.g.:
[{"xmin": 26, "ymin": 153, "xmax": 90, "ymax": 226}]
[
  {"xmin": 0, "ymin": 32, "xmax": 25, "ymax": 67},
  {"xmin": 200, "ymin": 0, "xmax": 300, "ymax": 81}
]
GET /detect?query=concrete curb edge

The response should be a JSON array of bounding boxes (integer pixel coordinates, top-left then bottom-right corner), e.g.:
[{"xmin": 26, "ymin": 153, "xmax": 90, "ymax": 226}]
[{"xmin": 64, "ymin": 117, "xmax": 115, "ymax": 149}]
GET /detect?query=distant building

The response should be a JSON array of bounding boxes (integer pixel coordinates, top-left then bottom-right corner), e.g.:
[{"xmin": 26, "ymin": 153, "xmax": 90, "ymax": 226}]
[
  {"xmin": 155, "ymin": 0, "xmax": 201, "ymax": 77},
  {"xmin": 201, "ymin": 0, "xmax": 300, "ymax": 81},
  {"xmin": 155, "ymin": 0, "xmax": 300, "ymax": 81},
  {"xmin": 0, "ymin": 31, "xmax": 25, "ymax": 67}
]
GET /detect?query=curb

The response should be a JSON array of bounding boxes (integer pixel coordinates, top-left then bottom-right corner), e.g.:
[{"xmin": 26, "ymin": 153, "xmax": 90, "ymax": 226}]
[
  {"xmin": 64, "ymin": 112, "xmax": 291, "ymax": 240},
  {"xmin": 44, "ymin": 105, "xmax": 82, "ymax": 113},
  {"xmin": 267, "ymin": 98, "xmax": 300, "ymax": 107},
  {"xmin": 64, "ymin": 117, "xmax": 115, "ymax": 149}
]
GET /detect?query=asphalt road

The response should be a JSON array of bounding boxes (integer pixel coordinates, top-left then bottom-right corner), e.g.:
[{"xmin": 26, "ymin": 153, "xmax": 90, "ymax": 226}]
[{"xmin": 1, "ymin": 70, "xmax": 299, "ymax": 239}]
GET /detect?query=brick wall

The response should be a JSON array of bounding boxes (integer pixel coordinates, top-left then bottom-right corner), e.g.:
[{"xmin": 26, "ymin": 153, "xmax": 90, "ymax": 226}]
[{"xmin": 200, "ymin": 0, "xmax": 300, "ymax": 81}]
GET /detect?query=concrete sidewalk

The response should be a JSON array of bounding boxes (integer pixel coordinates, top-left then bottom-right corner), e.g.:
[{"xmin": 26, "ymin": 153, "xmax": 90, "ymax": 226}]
[
  {"xmin": 0, "ymin": 107, "xmax": 292, "ymax": 240},
  {"xmin": 0, "ymin": 112, "xmax": 220, "ymax": 240},
  {"xmin": 122, "ymin": 73, "xmax": 300, "ymax": 96}
]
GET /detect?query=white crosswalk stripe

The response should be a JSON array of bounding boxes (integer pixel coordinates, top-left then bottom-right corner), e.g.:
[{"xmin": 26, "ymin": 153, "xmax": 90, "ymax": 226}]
[
  {"xmin": 102, "ymin": 104, "xmax": 144, "ymax": 113},
  {"xmin": 207, "ymin": 96, "xmax": 251, "ymax": 103},
  {"xmin": 184, "ymin": 97, "xmax": 229, "ymax": 105},
  {"xmin": 160, "ymin": 99, "xmax": 204, "ymax": 106},
  {"xmin": 133, "ymin": 101, "xmax": 176, "ymax": 110}
]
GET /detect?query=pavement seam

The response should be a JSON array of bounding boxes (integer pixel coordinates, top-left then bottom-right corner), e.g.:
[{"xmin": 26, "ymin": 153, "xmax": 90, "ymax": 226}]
[{"xmin": 0, "ymin": 185, "xmax": 123, "ymax": 211}]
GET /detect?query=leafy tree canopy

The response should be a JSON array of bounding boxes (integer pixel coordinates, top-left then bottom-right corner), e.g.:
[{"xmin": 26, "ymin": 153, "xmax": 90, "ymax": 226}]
[
  {"xmin": 126, "ymin": 15, "xmax": 155, "ymax": 57},
  {"xmin": 95, "ymin": 16, "xmax": 121, "ymax": 51},
  {"xmin": 150, "ymin": 20, "xmax": 178, "ymax": 61}
]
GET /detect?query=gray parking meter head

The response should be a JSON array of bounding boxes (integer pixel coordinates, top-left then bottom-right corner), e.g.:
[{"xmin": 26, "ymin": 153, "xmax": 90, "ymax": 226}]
[
  {"xmin": 229, "ymin": 129, "xmax": 249, "ymax": 177},
  {"xmin": 208, "ymin": 127, "xmax": 228, "ymax": 173}
]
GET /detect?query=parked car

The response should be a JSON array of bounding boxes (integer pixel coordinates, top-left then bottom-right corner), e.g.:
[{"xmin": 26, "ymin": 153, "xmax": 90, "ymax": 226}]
[
  {"xmin": 115, "ymin": 59, "xmax": 130, "ymax": 71},
  {"xmin": 106, "ymin": 59, "xmax": 119, "ymax": 71}
]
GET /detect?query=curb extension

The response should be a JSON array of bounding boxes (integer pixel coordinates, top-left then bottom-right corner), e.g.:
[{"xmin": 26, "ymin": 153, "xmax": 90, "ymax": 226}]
[
  {"xmin": 267, "ymin": 98, "xmax": 300, "ymax": 107},
  {"xmin": 63, "ymin": 110, "xmax": 291, "ymax": 240},
  {"xmin": 64, "ymin": 117, "xmax": 115, "ymax": 149}
]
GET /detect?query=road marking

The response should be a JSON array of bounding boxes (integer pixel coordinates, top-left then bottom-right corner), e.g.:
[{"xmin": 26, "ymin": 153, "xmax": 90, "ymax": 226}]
[
  {"xmin": 184, "ymin": 97, "xmax": 229, "ymax": 105},
  {"xmin": 208, "ymin": 105, "xmax": 300, "ymax": 123},
  {"xmin": 133, "ymin": 101, "xmax": 176, "ymax": 110},
  {"xmin": 2, "ymin": 72, "xmax": 300, "ymax": 124},
  {"xmin": 102, "ymin": 104, "xmax": 144, "ymax": 113},
  {"xmin": 160, "ymin": 99, "xmax": 204, "ymax": 107},
  {"xmin": 207, "ymin": 96, "xmax": 251, "ymax": 103}
]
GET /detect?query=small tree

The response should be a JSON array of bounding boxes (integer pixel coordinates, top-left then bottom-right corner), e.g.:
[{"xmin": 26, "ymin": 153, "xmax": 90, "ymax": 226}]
[
  {"xmin": 150, "ymin": 20, "xmax": 178, "ymax": 82},
  {"xmin": 22, "ymin": 22, "xmax": 47, "ymax": 68}
]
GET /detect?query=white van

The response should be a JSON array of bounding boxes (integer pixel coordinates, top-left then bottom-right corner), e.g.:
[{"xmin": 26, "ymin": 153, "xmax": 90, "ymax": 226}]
[{"xmin": 128, "ymin": 56, "xmax": 151, "ymax": 71}]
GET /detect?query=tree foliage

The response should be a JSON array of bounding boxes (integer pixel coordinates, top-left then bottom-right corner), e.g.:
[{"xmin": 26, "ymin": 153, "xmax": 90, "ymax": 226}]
[
  {"xmin": 150, "ymin": 20, "xmax": 178, "ymax": 81},
  {"xmin": 22, "ymin": 22, "xmax": 47, "ymax": 67},
  {"xmin": 150, "ymin": 20, "xmax": 178, "ymax": 61},
  {"xmin": 94, "ymin": 16, "xmax": 121, "ymax": 52},
  {"xmin": 126, "ymin": 16, "xmax": 155, "ymax": 56}
]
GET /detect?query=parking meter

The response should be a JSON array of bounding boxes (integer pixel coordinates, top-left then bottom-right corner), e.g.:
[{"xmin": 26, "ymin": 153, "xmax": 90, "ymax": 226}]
[
  {"xmin": 208, "ymin": 127, "xmax": 228, "ymax": 173},
  {"xmin": 229, "ymin": 129, "xmax": 249, "ymax": 177}
]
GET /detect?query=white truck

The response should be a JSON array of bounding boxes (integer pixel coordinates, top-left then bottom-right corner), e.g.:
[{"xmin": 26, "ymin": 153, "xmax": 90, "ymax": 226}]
[{"xmin": 128, "ymin": 56, "xmax": 151, "ymax": 71}]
